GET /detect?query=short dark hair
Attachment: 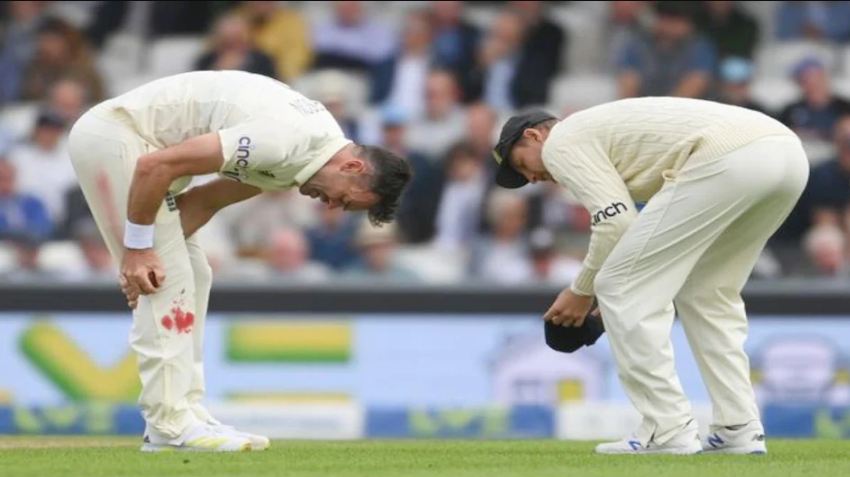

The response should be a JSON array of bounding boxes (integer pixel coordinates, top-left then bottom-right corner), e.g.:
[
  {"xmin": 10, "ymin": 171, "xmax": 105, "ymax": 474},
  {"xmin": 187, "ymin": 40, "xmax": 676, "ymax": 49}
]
[{"xmin": 359, "ymin": 145, "xmax": 413, "ymax": 226}]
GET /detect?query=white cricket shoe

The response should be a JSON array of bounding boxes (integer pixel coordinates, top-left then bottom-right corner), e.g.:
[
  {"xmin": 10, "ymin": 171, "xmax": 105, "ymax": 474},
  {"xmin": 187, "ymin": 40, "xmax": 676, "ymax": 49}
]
[
  {"xmin": 595, "ymin": 419, "xmax": 702, "ymax": 455},
  {"xmin": 210, "ymin": 423, "xmax": 271, "ymax": 451},
  {"xmin": 141, "ymin": 423, "xmax": 252, "ymax": 452},
  {"xmin": 702, "ymin": 421, "xmax": 767, "ymax": 455}
]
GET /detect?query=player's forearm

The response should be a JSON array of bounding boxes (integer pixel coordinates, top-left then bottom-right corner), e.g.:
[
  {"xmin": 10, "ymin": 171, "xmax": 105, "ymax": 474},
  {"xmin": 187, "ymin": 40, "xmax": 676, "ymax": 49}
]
[
  {"xmin": 176, "ymin": 178, "xmax": 262, "ymax": 238},
  {"xmin": 572, "ymin": 212, "xmax": 637, "ymax": 295},
  {"xmin": 127, "ymin": 156, "xmax": 177, "ymax": 225},
  {"xmin": 126, "ymin": 133, "xmax": 226, "ymax": 227}
]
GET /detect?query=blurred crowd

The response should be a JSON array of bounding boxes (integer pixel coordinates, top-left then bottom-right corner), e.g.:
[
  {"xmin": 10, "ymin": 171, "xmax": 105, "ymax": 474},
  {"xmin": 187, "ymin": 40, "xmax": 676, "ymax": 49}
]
[{"xmin": 0, "ymin": 0, "xmax": 849, "ymax": 286}]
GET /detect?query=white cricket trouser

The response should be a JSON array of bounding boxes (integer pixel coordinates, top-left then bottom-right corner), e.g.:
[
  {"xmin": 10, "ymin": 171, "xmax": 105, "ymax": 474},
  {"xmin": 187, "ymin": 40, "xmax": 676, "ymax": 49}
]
[
  {"xmin": 68, "ymin": 109, "xmax": 216, "ymax": 438},
  {"xmin": 593, "ymin": 135, "xmax": 809, "ymax": 444}
]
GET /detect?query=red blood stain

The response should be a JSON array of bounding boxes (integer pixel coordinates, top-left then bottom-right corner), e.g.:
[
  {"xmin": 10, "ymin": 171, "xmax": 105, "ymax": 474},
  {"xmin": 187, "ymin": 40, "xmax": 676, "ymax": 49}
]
[
  {"xmin": 172, "ymin": 307, "xmax": 194, "ymax": 334},
  {"xmin": 161, "ymin": 316, "xmax": 173, "ymax": 330}
]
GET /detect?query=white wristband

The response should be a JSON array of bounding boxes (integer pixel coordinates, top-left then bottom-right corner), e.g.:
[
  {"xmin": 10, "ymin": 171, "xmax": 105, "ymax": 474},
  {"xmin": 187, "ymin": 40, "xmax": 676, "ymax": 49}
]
[{"xmin": 124, "ymin": 220, "xmax": 155, "ymax": 249}]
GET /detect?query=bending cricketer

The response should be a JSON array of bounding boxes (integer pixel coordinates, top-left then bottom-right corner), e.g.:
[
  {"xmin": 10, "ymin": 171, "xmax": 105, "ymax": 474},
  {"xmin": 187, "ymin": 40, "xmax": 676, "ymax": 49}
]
[
  {"xmin": 68, "ymin": 71, "xmax": 411, "ymax": 452},
  {"xmin": 492, "ymin": 98, "xmax": 808, "ymax": 455}
]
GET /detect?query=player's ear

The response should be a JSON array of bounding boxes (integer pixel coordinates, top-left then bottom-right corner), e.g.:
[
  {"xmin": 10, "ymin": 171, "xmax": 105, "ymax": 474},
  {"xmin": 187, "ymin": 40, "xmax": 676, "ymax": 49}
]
[
  {"xmin": 340, "ymin": 159, "xmax": 366, "ymax": 174},
  {"xmin": 522, "ymin": 128, "xmax": 542, "ymax": 143}
]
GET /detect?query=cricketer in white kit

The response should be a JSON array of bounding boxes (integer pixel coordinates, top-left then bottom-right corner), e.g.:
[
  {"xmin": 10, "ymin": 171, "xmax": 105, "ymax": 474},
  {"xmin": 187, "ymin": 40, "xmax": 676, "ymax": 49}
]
[
  {"xmin": 492, "ymin": 98, "xmax": 809, "ymax": 455},
  {"xmin": 68, "ymin": 71, "xmax": 411, "ymax": 452}
]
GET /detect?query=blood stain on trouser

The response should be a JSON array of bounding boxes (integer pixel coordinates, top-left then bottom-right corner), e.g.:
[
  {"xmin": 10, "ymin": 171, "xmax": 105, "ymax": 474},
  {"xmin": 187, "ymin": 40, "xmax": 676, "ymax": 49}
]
[
  {"xmin": 160, "ymin": 308, "xmax": 194, "ymax": 333},
  {"xmin": 172, "ymin": 307, "xmax": 195, "ymax": 334}
]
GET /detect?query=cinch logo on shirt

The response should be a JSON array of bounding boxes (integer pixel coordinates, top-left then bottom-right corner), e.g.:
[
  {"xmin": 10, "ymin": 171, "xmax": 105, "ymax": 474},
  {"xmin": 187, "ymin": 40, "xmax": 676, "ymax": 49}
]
[
  {"xmin": 592, "ymin": 202, "xmax": 628, "ymax": 226},
  {"xmin": 236, "ymin": 136, "xmax": 252, "ymax": 165},
  {"xmin": 222, "ymin": 136, "xmax": 254, "ymax": 183}
]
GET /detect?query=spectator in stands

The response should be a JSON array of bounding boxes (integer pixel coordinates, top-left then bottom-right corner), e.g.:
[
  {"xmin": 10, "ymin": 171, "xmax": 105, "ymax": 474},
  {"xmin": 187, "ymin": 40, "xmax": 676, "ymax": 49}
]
[
  {"xmin": 61, "ymin": 218, "xmax": 114, "ymax": 282},
  {"xmin": 218, "ymin": 189, "xmax": 316, "ymax": 259},
  {"xmin": 265, "ymin": 227, "xmax": 330, "ymax": 282},
  {"xmin": 345, "ymin": 220, "xmax": 418, "ymax": 282},
  {"xmin": 806, "ymin": 116, "xmax": 850, "ymax": 227},
  {"xmin": 433, "ymin": 142, "xmax": 488, "ymax": 251},
  {"xmin": 716, "ymin": 57, "xmax": 768, "ymax": 114},
  {"xmin": 0, "ymin": 160, "xmax": 52, "ymax": 277},
  {"xmin": 472, "ymin": 190, "xmax": 532, "ymax": 284},
  {"xmin": 195, "ymin": 14, "xmax": 276, "ymax": 78},
  {"xmin": 48, "ymin": 78, "xmax": 88, "ymax": 124},
  {"xmin": 371, "ymin": 9, "xmax": 432, "ymax": 118},
  {"xmin": 386, "ymin": 107, "xmax": 442, "ymax": 243},
  {"xmin": 20, "ymin": 18, "xmax": 104, "ymax": 102},
  {"xmin": 508, "ymin": 1, "xmax": 566, "ymax": 107},
  {"xmin": 779, "ymin": 58, "xmax": 850, "ymax": 141},
  {"xmin": 379, "ymin": 105, "xmax": 411, "ymax": 157},
  {"xmin": 606, "ymin": 1, "xmax": 649, "ymax": 71},
  {"xmin": 803, "ymin": 224, "xmax": 848, "ymax": 277},
  {"xmin": 430, "ymin": 0, "xmax": 480, "ymax": 101},
  {"xmin": 86, "ymin": 1, "xmax": 223, "ymax": 49},
  {"xmin": 616, "ymin": 1, "xmax": 716, "ymax": 98},
  {"xmin": 7, "ymin": 111, "xmax": 76, "ymax": 227},
  {"xmin": 406, "ymin": 69, "xmax": 467, "ymax": 158},
  {"xmin": 59, "ymin": 186, "xmax": 92, "ymax": 240},
  {"xmin": 697, "ymin": 1, "xmax": 759, "ymax": 60},
  {"xmin": 527, "ymin": 182, "xmax": 592, "ymax": 234},
  {"xmin": 310, "ymin": 69, "xmax": 365, "ymax": 143},
  {"xmin": 311, "ymin": 1, "xmax": 395, "ymax": 72},
  {"xmin": 528, "ymin": 227, "xmax": 581, "ymax": 285},
  {"xmin": 306, "ymin": 206, "xmax": 359, "ymax": 270},
  {"xmin": 776, "ymin": 1, "xmax": 850, "ymax": 43},
  {"xmin": 240, "ymin": 1, "xmax": 312, "ymax": 81},
  {"xmin": 475, "ymin": 9, "xmax": 526, "ymax": 111},
  {"xmin": 0, "ymin": 0, "xmax": 48, "ymax": 103},
  {"xmin": 467, "ymin": 102, "xmax": 498, "ymax": 161}
]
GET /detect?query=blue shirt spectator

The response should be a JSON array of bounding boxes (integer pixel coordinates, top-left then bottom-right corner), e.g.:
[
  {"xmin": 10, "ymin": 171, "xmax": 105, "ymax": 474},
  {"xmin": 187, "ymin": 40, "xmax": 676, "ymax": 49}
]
[
  {"xmin": 306, "ymin": 208, "xmax": 359, "ymax": 270},
  {"xmin": 778, "ymin": 58, "xmax": 850, "ymax": 141},
  {"xmin": 0, "ymin": 2, "xmax": 47, "ymax": 103},
  {"xmin": 0, "ymin": 160, "xmax": 53, "ymax": 243},
  {"xmin": 777, "ymin": 1, "xmax": 850, "ymax": 43},
  {"xmin": 430, "ymin": 1, "xmax": 480, "ymax": 102},
  {"xmin": 807, "ymin": 116, "xmax": 850, "ymax": 220},
  {"xmin": 617, "ymin": 1, "xmax": 717, "ymax": 98}
]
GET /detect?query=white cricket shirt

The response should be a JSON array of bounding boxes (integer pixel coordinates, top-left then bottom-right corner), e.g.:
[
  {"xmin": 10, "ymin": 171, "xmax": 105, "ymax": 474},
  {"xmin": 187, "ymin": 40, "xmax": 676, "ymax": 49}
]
[
  {"xmin": 92, "ymin": 70, "xmax": 351, "ymax": 191},
  {"xmin": 542, "ymin": 97, "xmax": 796, "ymax": 295}
]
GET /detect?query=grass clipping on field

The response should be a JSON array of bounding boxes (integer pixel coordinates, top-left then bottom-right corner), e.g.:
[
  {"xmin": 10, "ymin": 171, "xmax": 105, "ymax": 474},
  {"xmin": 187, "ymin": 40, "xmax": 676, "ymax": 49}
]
[{"xmin": 0, "ymin": 438, "xmax": 849, "ymax": 477}]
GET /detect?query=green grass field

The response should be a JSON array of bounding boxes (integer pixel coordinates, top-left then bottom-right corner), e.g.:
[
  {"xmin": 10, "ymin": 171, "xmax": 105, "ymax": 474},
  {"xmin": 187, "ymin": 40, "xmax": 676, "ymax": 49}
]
[{"xmin": 1, "ymin": 437, "xmax": 848, "ymax": 477}]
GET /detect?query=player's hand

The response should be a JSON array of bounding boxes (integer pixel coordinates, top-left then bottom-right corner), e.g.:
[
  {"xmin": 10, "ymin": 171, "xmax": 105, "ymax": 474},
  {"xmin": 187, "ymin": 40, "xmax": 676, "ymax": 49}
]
[
  {"xmin": 544, "ymin": 288, "xmax": 594, "ymax": 327},
  {"xmin": 119, "ymin": 275, "xmax": 140, "ymax": 309},
  {"xmin": 121, "ymin": 248, "xmax": 165, "ymax": 295}
]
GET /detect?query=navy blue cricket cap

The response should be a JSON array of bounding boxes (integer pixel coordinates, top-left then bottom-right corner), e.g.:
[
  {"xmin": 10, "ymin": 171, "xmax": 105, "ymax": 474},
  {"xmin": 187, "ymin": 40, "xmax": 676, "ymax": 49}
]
[{"xmin": 492, "ymin": 110, "xmax": 556, "ymax": 189}]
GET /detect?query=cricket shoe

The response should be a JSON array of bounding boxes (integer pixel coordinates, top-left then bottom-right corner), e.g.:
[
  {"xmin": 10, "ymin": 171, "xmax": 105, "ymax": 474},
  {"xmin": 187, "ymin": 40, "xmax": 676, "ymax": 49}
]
[
  {"xmin": 595, "ymin": 419, "xmax": 702, "ymax": 455},
  {"xmin": 141, "ymin": 423, "xmax": 252, "ymax": 452},
  {"xmin": 702, "ymin": 421, "xmax": 767, "ymax": 455},
  {"xmin": 209, "ymin": 423, "xmax": 270, "ymax": 451}
]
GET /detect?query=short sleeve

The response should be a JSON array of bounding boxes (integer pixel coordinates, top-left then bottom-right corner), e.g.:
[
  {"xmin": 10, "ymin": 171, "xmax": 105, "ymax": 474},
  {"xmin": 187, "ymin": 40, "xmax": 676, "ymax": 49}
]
[{"xmin": 217, "ymin": 120, "xmax": 306, "ymax": 181}]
